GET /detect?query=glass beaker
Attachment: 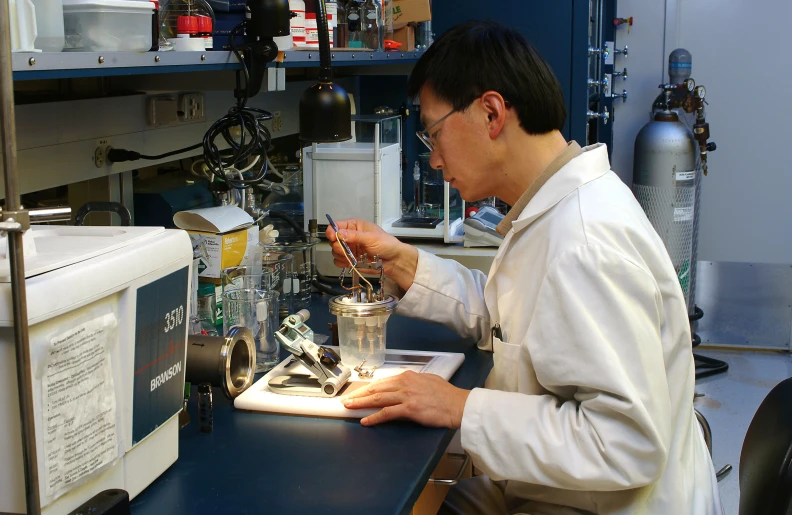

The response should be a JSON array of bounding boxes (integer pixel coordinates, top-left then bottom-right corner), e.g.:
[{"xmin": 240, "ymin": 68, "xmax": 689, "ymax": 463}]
[
  {"xmin": 196, "ymin": 282, "xmax": 218, "ymax": 336},
  {"xmin": 223, "ymin": 289, "xmax": 280, "ymax": 373},
  {"xmin": 259, "ymin": 249, "xmax": 295, "ymax": 317},
  {"xmin": 261, "ymin": 238, "xmax": 319, "ymax": 316},
  {"xmin": 329, "ymin": 295, "xmax": 398, "ymax": 372},
  {"xmin": 420, "ymin": 153, "xmax": 444, "ymax": 217},
  {"xmin": 221, "ymin": 266, "xmax": 273, "ymax": 293}
]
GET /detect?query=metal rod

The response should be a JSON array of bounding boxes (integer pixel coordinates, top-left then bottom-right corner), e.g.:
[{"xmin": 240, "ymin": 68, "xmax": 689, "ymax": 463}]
[
  {"xmin": 0, "ymin": 1, "xmax": 41, "ymax": 513},
  {"xmin": 29, "ymin": 206, "xmax": 72, "ymax": 224}
]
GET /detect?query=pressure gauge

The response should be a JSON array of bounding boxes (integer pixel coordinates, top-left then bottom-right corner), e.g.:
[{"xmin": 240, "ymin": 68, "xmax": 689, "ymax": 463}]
[
  {"xmin": 683, "ymin": 78, "xmax": 695, "ymax": 92},
  {"xmin": 695, "ymin": 85, "xmax": 706, "ymax": 99}
]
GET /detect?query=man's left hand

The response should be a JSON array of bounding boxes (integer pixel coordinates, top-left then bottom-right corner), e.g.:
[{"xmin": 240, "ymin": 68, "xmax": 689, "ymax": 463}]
[{"xmin": 341, "ymin": 371, "xmax": 471, "ymax": 428}]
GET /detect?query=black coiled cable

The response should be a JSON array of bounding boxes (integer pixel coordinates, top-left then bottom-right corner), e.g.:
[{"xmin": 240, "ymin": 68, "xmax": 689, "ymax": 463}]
[
  {"xmin": 200, "ymin": 21, "xmax": 275, "ymax": 189},
  {"xmin": 202, "ymin": 105, "xmax": 273, "ymax": 188}
]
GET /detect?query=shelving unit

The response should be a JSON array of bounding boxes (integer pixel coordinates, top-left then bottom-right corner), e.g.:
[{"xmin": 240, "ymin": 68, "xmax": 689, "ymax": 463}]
[{"xmin": 11, "ymin": 50, "xmax": 423, "ymax": 81}]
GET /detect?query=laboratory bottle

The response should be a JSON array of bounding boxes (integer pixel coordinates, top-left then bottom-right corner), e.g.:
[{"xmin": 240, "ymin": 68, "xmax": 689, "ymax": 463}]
[
  {"xmin": 346, "ymin": 0, "xmax": 364, "ymax": 48},
  {"xmin": 160, "ymin": 0, "xmax": 215, "ymax": 41},
  {"xmin": 362, "ymin": 0, "xmax": 382, "ymax": 50}
]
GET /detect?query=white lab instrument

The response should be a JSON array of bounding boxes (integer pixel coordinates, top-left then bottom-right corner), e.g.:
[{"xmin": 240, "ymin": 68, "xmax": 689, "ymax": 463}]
[
  {"xmin": 302, "ymin": 115, "xmax": 403, "ymax": 233},
  {"xmin": 302, "ymin": 115, "xmax": 464, "ymax": 243},
  {"xmin": 0, "ymin": 225, "xmax": 193, "ymax": 515},
  {"xmin": 463, "ymin": 206, "xmax": 505, "ymax": 247}
]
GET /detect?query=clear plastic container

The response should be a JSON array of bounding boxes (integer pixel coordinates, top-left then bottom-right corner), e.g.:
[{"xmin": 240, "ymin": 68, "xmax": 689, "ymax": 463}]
[
  {"xmin": 337, "ymin": 314, "xmax": 390, "ymax": 369},
  {"xmin": 31, "ymin": 0, "xmax": 66, "ymax": 52},
  {"xmin": 63, "ymin": 0, "xmax": 155, "ymax": 52}
]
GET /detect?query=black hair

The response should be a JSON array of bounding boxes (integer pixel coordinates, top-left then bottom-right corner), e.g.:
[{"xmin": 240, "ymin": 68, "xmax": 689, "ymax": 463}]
[{"xmin": 407, "ymin": 21, "xmax": 566, "ymax": 135}]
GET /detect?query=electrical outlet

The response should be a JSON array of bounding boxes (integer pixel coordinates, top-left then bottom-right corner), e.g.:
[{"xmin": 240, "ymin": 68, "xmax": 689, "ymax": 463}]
[
  {"xmin": 94, "ymin": 146, "xmax": 106, "ymax": 168},
  {"xmin": 179, "ymin": 93, "xmax": 205, "ymax": 122},
  {"xmin": 94, "ymin": 139, "xmax": 110, "ymax": 168},
  {"xmin": 147, "ymin": 95, "xmax": 178, "ymax": 127},
  {"xmin": 272, "ymin": 111, "xmax": 282, "ymax": 132}
]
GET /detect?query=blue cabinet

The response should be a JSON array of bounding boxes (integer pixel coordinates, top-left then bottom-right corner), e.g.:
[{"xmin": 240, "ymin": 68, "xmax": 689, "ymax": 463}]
[{"xmin": 431, "ymin": 0, "xmax": 611, "ymax": 148}]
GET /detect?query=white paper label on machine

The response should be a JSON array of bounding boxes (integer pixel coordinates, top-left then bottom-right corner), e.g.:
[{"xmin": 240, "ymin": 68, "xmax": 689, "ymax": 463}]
[{"xmin": 43, "ymin": 313, "xmax": 120, "ymax": 500}]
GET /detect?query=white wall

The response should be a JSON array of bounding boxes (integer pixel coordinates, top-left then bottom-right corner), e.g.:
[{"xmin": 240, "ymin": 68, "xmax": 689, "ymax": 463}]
[
  {"xmin": 609, "ymin": 0, "xmax": 667, "ymax": 185},
  {"xmin": 612, "ymin": 0, "xmax": 792, "ymax": 264}
]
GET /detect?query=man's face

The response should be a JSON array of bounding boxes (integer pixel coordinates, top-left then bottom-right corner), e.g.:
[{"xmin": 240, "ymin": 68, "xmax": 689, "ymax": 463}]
[{"xmin": 418, "ymin": 87, "xmax": 496, "ymax": 202}]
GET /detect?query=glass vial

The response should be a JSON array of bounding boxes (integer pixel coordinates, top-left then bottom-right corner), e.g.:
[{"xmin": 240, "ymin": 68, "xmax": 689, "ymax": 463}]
[{"xmin": 198, "ymin": 383, "xmax": 213, "ymax": 434}]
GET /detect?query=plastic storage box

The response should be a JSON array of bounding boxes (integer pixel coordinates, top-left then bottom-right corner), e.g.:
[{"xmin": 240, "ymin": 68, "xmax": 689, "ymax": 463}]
[{"xmin": 63, "ymin": 0, "xmax": 154, "ymax": 52}]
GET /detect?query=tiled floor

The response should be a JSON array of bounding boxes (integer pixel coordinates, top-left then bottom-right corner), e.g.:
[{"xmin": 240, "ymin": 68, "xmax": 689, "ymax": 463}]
[{"xmin": 692, "ymin": 348, "xmax": 792, "ymax": 514}]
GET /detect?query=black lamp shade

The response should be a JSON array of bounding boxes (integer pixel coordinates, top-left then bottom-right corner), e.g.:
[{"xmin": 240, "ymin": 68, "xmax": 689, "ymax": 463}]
[{"xmin": 299, "ymin": 81, "xmax": 352, "ymax": 142}]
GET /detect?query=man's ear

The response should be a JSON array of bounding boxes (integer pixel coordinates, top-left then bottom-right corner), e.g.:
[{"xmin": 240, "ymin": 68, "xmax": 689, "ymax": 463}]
[{"xmin": 480, "ymin": 91, "xmax": 508, "ymax": 139}]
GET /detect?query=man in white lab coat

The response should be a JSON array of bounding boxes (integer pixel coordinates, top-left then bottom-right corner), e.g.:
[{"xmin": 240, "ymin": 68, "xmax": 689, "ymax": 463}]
[{"xmin": 330, "ymin": 21, "xmax": 722, "ymax": 514}]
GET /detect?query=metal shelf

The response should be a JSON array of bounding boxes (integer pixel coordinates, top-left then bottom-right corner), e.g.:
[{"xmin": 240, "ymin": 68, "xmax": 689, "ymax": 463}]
[
  {"xmin": 277, "ymin": 50, "xmax": 424, "ymax": 67},
  {"xmin": 12, "ymin": 50, "xmax": 240, "ymax": 80},
  {"xmin": 11, "ymin": 49, "xmax": 423, "ymax": 80}
]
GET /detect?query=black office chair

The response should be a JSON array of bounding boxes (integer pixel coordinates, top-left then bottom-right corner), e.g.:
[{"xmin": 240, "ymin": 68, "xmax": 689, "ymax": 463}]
[{"xmin": 739, "ymin": 376, "xmax": 792, "ymax": 515}]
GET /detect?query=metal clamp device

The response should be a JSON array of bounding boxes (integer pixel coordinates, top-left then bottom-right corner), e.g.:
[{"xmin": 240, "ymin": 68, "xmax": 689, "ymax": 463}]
[{"xmin": 269, "ymin": 310, "xmax": 351, "ymax": 397}]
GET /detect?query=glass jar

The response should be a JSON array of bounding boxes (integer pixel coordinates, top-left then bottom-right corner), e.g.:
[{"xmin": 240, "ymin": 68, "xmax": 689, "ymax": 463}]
[
  {"xmin": 262, "ymin": 166, "xmax": 304, "ymax": 241},
  {"xmin": 260, "ymin": 238, "xmax": 319, "ymax": 316}
]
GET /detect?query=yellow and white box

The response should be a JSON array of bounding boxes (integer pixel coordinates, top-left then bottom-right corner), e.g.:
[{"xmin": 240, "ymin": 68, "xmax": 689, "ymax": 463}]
[{"xmin": 174, "ymin": 206, "xmax": 260, "ymax": 280}]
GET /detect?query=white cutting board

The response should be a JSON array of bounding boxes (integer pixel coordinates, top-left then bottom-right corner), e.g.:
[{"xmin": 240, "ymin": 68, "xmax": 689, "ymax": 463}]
[{"xmin": 234, "ymin": 348, "xmax": 465, "ymax": 418}]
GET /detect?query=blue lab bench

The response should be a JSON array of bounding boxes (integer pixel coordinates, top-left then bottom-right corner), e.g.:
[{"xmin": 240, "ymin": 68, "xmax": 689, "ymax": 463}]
[{"xmin": 130, "ymin": 294, "xmax": 493, "ymax": 515}]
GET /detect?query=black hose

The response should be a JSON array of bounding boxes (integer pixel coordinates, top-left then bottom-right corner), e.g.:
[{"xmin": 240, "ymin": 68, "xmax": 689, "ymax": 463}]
[
  {"xmin": 315, "ymin": 0, "xmax": 332, "ymax": 82},
  {"xmin": 268, "ymin": 211, "xmax": 308, "ymax": 242},
  {"xmin": 312, "ymin": 279, "xmax": 346, "ymax": 297},
  {"xmin": 317, "ymin": 270, "xmax": 342, "ymax": 284}
]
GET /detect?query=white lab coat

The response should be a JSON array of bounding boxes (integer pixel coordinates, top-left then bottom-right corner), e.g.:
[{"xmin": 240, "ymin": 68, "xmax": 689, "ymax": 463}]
[{"xmin": 397, "ymin": 144, "xmax": 722, "ymax": 514}]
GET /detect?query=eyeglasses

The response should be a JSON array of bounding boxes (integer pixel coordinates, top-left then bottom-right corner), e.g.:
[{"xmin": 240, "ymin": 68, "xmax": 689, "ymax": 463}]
[
  {"xmin": 416, "ymin": 109, "xmax": 457, "ymax": 152},
  {"xmin": 415, "ymin": 99, "xmax": 511, "ymax": 152}
]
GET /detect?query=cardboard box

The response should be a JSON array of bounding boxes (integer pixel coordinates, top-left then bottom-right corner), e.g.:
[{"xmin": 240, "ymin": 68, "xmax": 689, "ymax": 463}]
[
  {"xmin": 393, "ymin": 25, "xmax": 415, "ymax": 52},
  {"xmin": 392, "ymin": 0, "xmax": 431, "ymax": 25},
  {"xmin": 173, "ymin": 206, "xmax": 260, "ymax": 281}
]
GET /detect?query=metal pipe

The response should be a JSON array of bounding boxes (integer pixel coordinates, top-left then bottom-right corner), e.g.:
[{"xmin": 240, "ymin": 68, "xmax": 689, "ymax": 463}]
[
  {"xmin": 0, "ymin": 2, "xmax": 40, "ymax": 513},
  {"xmin": 29, "ymin": 206, "xmax": 72, "ymax": 224}
]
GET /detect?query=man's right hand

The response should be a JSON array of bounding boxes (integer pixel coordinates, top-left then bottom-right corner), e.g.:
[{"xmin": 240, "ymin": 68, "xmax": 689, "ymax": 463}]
[{"xmin": 326, "ymin": 218, "xmax": 419, "ymax": 292}]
